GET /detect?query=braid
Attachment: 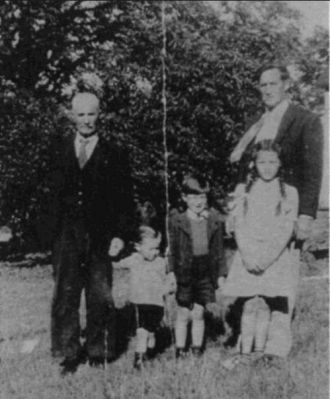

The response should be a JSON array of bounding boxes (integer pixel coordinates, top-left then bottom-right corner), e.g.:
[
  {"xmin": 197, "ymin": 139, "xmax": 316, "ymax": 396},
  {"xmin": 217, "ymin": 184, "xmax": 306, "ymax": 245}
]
[
  {"xmin": 244, "ymin": 168, "xmax": 258, "ymax": 215},
  {"xmin": 275, "ymin": 169, "xmax": 287, "ymax": 215}
]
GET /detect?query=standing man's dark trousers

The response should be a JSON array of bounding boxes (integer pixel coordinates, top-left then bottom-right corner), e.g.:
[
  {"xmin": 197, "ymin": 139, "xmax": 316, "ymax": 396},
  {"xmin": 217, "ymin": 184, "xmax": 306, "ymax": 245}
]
[{"xmin": 51, "ymin": 221, "xmax": 116, "ymax": 362}]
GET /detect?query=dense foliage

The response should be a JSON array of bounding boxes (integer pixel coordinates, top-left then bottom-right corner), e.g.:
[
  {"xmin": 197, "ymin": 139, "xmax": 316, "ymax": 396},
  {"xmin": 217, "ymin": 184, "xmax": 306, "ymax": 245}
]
[{"xmin": 0, "ymin": 0, "xmax": 328, "ymax": 251}]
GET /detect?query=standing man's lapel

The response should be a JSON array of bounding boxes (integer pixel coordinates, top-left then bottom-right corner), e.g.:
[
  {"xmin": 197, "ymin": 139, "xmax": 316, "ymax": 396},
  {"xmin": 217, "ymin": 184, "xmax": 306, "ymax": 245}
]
[{"xmin": 275, "ymin": 104, "xmax": 297, "ymax": 144}]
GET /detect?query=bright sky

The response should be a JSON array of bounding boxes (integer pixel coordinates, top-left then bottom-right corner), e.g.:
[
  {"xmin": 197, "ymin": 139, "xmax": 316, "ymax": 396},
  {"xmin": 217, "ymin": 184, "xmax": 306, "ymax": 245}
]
[{"xmin": 287, "ymin": 1, "xmax": 329, "ymax": 38}]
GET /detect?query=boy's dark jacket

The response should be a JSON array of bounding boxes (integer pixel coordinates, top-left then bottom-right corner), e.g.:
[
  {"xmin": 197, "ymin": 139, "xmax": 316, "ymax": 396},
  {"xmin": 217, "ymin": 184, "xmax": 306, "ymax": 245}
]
[{"xmin": 168, "ymin": 208, "xmax": 227, "ymax": 287}]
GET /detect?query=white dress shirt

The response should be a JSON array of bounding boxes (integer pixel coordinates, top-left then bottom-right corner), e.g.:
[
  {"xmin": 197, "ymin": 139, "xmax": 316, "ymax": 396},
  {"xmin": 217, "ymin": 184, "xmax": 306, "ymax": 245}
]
[
  {"xmin": 255, "ymin": 99, "xmax": 290, "ymax": 143},
  {"xmin": 74, "ymin": 133, "xmax": 99, "ymax": 161}
]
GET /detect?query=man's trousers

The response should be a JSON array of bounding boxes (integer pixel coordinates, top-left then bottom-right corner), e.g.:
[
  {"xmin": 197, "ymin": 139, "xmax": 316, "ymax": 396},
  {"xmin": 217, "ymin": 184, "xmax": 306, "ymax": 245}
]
[{"xmin": 51, "ymin": 221, "xmax": 116, "ymax": 361}]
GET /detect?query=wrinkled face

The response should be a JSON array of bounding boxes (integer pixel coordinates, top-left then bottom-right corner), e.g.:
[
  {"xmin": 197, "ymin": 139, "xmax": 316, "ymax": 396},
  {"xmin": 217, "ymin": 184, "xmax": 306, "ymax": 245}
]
[
  {"xmin": 72, "ymin": 93, "xmax": 100, "ymax": 137},
  {"xmin": 183, "ymin": 193, "xmax": 208, "ymax": 215},
  {"xmin": 255, "ymin": 150, "xmax": 281, "ymax": 182},
  {"xmin": 136, "ymin": 237, "xmax": 160, "ymax": 261},
  {"xmin": 259, "ymin": 68, "xmax": 288, "ymax": 110}
]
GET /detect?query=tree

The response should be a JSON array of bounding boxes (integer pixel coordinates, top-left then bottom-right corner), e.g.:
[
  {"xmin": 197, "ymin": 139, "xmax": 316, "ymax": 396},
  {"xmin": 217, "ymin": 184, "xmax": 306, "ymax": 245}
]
[{"xmin": 0, "ymin": 0, "xmax": 327, "ymax": 252}]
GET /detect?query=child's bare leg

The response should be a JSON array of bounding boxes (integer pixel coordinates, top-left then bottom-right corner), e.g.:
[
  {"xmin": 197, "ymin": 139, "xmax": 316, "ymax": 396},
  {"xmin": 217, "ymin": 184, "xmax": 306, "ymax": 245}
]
[
  {"xmin": 241, "ymin": 297, "xmax": 258, "ymax": 354},
  {"xmin": 191, "ymin": 303, "xmax": 205, "ymax": 348},
  {"xmin": 136, "ymin": 327, "xmax": 148, "ymax": 354},
  {"xmin": 254, "ymin": 297, "xmax": 270, "ymax": 352},
  {"xmin": 175, "ymin": 306, "xmax": 190, "ymax": 349}
]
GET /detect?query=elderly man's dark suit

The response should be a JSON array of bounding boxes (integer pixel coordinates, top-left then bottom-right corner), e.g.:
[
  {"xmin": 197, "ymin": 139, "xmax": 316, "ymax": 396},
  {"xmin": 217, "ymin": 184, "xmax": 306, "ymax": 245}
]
[
  {"xmin": 48, "ymin": 133, "xmax": 134, "ymax": 362},
  {"xmin": 239, "ymin": 104, "xmax": 323, "ymax": 218}
]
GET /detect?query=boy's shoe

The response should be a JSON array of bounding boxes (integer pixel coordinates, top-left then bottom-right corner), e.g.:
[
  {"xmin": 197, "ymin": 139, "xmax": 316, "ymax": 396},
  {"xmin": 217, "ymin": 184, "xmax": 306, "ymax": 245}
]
[
  {"xmin": 133, "ymin": 352, "xmax": 146, "ymax": 370},
  {"xmin": 146, "ymin": 346, "xmax": 157, "ymax": 359},
  {"xmin": 191, "ymin": 346, "xmax": 203, "ymax": 357},
  {"xmin": 175, "ymin": 347, "xmax": 187, "ymax": 359}
]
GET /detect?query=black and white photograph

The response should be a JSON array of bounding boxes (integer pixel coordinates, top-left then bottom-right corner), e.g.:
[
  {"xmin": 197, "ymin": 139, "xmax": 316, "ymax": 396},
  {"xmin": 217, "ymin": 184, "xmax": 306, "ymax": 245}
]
[{"xmin": 0, "ymin": 1, "xmax": 328, "ymax": 398}]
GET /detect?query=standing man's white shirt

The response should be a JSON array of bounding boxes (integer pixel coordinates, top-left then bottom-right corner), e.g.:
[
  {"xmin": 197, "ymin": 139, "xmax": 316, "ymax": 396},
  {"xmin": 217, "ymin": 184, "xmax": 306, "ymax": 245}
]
[
  {"xmin": 74, "ymin": 133, "xmax": 99, "ymax": 161},
  {"xmin": 255, "ymin": 99, "xmax": 290, "ymax": 143}
]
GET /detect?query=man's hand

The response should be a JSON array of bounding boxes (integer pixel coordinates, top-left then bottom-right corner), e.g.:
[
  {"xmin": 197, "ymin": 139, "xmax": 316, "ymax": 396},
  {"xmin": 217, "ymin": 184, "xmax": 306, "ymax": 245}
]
[
  {"xmin": 166, "ymin": 272, "xmax": 177, "ymax": 294},
  {"xmin": 108, "ymin": 237, "xmax": 124, "ymax": 257},
  {"xmin": 295, "ymin": 215, "xmax": 313, "ymax": 241}
]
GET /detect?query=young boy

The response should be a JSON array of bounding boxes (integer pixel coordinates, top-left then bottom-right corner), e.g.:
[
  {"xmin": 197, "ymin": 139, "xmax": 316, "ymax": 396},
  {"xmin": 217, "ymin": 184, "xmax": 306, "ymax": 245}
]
[
  {"xmin": 116, "ymin": 225, "xmax": 175, "ymax": 369},
  {"xmin": 169, "ymin": 175, "xmax": 227, "ymax": 357}
]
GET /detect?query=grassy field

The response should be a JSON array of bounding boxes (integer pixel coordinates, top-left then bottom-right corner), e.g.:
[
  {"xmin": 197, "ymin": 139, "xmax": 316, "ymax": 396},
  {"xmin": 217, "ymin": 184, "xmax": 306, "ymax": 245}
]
[{"xmin": 0, "ymin": 214, "xmax": 328, "ymax": 399}]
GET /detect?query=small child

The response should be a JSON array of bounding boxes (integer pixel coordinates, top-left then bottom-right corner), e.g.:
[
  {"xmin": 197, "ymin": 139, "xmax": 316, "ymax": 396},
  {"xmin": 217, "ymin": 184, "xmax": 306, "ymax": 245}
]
[
  {"xmin": 117, "ymin": 225, "xmax": 174, "ymax": 370},
  {"xmin": 169, "ymin": 175, "xmax": 227, "ymax": 357},
  {"xmin": 223, "ymin": 140, "xmax": 299, "ymax": 364}
]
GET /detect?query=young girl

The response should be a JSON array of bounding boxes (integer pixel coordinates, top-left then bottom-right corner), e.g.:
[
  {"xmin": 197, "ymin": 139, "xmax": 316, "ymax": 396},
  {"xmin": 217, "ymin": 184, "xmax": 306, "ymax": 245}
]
[
  {"xmin": 223, "ymin": 140, "xmax": 299, "ymax": 363},
  {"xmin": 116, "ymin": 225, "xmax": 175, "ymax": 370}
]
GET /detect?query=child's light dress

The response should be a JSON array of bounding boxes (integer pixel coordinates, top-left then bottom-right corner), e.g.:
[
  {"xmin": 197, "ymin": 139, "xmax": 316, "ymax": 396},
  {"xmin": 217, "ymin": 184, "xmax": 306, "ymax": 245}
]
[{"xmin": 223, "ymin": 179, "xmax": 299, "ymax": 357}]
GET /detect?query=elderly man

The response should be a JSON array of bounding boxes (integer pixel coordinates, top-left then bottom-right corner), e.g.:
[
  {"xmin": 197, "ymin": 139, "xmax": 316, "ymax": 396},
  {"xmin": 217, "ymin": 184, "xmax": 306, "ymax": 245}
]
[
  {"xmin": 230, "ymin": 64, "xmax": 323, "ymax": 240},
  {"xmin": 48, "ymin": 92, "xmax": 134, "ymax": 374}
]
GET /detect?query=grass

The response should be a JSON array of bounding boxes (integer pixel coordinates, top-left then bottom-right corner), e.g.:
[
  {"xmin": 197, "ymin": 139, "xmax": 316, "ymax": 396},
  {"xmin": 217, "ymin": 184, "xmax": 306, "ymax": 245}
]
[{"xmin": 0, "ymin": 213, "xmax": 328, "ymax": 399}]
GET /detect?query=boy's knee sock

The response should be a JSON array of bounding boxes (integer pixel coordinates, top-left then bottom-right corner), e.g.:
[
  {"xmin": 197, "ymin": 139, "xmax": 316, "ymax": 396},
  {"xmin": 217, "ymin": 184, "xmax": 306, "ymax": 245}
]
[
  {"xmin": 147, "ymin": 332, "xmax": 155, "ymax": 349},
  {"xmin": 191, "ymin": 320, "xmax": 205, "ymax": 348},
  {"xmin": 191, "ymin": 304, "xmax": 205, "ymax": 348},
  {"xmin": 136, "ymin": 328, "xmax": 148, "ymax": 353},
  {"xmin": 175, "ymin": 307, "xmax": 190, "ymax": 348}
]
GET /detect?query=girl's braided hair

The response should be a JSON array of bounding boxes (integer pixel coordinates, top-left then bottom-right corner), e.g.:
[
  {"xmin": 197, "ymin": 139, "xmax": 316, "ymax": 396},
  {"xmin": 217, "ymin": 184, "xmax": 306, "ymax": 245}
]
[{"xmin": 244, "ymin": 139, "xmax": 286, "ymax": 216}]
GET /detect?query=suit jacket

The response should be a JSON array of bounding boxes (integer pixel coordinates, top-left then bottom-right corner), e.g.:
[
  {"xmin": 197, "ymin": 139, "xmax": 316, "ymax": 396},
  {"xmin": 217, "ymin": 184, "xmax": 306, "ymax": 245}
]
[
  {"xmin": 40, "ymin": 133, "xmax": 134, "ymax": 251},
  {"xmin": 168, "ymin": 208, "xmax": 227, "ymax": 287},
  {"xmin": 239, "ymin": 104, "xmax": 323, "ymax": 218}
]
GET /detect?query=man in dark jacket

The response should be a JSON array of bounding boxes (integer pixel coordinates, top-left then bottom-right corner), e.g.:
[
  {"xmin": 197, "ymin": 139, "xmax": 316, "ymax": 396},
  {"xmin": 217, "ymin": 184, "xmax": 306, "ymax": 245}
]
[
  {"xmin": 230, "ymin": 65, "xmax": 323, "ymax": 241},
  {"xmin": 48, "ymin": 92, "xmax": 134, "ymax": 374}
]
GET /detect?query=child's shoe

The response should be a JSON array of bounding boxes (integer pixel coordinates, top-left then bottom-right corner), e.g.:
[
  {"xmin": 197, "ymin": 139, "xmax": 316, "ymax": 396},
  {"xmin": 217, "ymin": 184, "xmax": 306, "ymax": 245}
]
[
  {"xmin": 175, "ymin": 347, "xmax": 187, "ymax": 359},
  {"xmin": 133, "ymin": 352, "xmax": 145, "ymax": 370},
  {"xmin": 146, "ymin": 346, "xmax": 157, "ymax": 359}
]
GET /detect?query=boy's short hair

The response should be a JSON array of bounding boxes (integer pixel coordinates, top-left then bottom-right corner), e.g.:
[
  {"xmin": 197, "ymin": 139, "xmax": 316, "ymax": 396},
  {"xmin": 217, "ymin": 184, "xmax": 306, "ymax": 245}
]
[
  {"xmin": 136, "ymin": 225, "xmax": 161, "ymax": 244},
  {"xmin": 181, "ymin": 175, "xmax": 210, "ymax": 195},
  {"xmin": 257, "ymin": 64, "xmax": 290, "ymax": 82}
]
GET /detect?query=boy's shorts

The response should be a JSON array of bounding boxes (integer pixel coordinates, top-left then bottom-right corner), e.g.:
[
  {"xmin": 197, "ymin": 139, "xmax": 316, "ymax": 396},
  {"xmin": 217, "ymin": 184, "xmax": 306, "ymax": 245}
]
[
  {"xmin": 134, "ymin": 304, "xmax": 164, "ymax": 332},
  {"xmin": 176, "ymin": 256, "xmax": 215, "ymax": 309}
]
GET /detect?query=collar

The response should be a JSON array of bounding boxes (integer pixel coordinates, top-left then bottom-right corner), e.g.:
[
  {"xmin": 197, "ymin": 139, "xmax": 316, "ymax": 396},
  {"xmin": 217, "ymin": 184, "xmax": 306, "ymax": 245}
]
[
  {"xmin": 186, "ymin": 208, "xmax": 209, "ymax": 221},
  {"xmin": 75, "ymin": 132, "xmax": 99, "ymax": 144},
  {"xmin": 264, "ymin": 99, "xmax": 290, "ymax": 119}
]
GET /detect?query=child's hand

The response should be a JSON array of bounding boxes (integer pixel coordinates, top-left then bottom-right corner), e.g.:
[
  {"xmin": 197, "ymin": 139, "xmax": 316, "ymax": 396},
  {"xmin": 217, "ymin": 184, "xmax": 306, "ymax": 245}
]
[
  {"xmin": 243, "ymin": 259, "xmax": 263, "ymax": 274},
  {"xmin": 108, "ymin": 237, "xmax": 124, "ymax": 257}
]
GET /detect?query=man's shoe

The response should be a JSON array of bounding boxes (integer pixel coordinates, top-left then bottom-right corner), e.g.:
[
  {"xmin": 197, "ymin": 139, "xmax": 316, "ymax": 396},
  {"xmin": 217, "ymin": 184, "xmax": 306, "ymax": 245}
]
[
  {"xmin": 88, "ymin": 356, "xmax": 106, "ymax": 368},
  {"xmin": 88, "ymin": 354, "xmax": 116, "ymax": 368},
  {"xmin": 60, "ymin": 357, "xmax": 81, "ymax": 375}
]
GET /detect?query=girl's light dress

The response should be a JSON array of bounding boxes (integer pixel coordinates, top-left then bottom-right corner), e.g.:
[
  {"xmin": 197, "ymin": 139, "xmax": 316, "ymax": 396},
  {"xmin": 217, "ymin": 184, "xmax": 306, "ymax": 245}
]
[{"xmin": 223, "ymin": 179, "xmax": 299, "ymax": 357}]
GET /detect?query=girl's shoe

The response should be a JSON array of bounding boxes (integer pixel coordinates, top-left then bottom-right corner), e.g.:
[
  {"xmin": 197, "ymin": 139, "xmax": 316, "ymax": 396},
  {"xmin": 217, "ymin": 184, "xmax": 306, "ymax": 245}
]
[
  {"xmin": 133, "ymin": 352, "xmax": 146, "ymax": 370},
  {"xmin": 221, "ymin": 353, "xmax": 251, "ymax": 370},
  {"xmin": 175, "ymin": 348, "xmax": 187, "ymax": 359}
]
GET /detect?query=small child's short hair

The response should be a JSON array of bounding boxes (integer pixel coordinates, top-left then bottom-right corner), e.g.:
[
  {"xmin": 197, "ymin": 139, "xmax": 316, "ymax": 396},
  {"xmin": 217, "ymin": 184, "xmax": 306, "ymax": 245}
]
[
  {"xmin": 181, "ymin": 175, "xmax": 210, "ymax": 195},
  {"xmin": 136, "ymin": 225, "xmax": 161, "ymax": 244}
]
